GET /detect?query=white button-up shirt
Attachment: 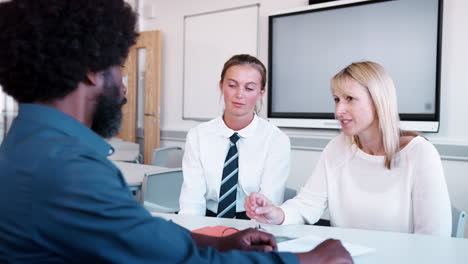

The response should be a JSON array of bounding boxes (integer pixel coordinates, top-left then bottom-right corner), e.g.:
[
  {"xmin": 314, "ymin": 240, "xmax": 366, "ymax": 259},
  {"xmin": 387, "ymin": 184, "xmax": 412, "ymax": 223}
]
[
  {"xmin": 281, "ymin": 135, "xmax": 452, "ymax": 236},
  {"xmin": 179, "ymin": 115, "xmax": 290, "ymax": 216}
]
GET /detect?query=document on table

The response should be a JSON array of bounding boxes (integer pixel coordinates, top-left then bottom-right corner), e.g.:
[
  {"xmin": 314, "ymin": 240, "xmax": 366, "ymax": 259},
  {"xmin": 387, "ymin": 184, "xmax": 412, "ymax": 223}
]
[{"xmin": 277, "ymin": 234, "xmax": 375, "ymax": 256}]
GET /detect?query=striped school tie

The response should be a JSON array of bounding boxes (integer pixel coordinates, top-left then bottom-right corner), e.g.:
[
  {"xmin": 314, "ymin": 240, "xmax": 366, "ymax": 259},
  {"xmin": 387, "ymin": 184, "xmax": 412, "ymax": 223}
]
[{"xmin": 217, "ymin": 133, "xmax": 240, "ymax": 218}]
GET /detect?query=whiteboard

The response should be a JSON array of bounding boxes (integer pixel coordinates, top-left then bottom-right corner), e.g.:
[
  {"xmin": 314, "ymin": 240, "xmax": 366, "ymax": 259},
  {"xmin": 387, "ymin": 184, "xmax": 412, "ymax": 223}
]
[{"xmin": 183, "ymin": 4, "xmax": 259, "ymax": 120}]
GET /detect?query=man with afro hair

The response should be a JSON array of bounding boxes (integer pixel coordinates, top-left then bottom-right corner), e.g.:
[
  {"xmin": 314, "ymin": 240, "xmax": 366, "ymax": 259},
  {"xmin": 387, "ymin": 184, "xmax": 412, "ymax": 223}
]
[{"xmin": 0, "ymin": 0, "xmax": 351, "ymax": 263}]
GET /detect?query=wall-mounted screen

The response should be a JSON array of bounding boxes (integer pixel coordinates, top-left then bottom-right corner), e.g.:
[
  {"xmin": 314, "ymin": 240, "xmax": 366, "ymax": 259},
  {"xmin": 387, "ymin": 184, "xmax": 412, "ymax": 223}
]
[{"xmin": 268, "ymin": 0, "xmax": 443, "ymax": 132}]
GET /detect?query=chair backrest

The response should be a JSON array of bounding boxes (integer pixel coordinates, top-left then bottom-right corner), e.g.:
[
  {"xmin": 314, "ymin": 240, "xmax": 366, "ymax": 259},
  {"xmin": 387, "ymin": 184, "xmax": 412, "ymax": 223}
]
[
  {"xmin": 151, "ymin": 146, "xmax": 184, "ymax": 168},
  {"xmin": 284, "ymin": 187, "xmax": 297, "ymax": 202},
  {"xmin": 452, "ymin": 206, "xmax": 466, "ymax": 238},
  {"xmin": 141, "ymin": 168, "xmax": 183, "ymax": 213}
]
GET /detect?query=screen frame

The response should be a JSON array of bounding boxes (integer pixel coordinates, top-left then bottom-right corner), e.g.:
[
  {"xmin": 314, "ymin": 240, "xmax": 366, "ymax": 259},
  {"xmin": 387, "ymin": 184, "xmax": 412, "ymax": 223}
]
[{"xmin": 267, "ymin": 0, "xmax": 443, "ymax": 132}]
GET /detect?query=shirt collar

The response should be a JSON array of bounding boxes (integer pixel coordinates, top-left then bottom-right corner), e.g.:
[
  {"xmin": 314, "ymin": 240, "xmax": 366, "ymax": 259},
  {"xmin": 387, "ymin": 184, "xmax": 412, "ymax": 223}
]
[
  {"xmin": 218, "ymin": 114, "xmax": 259, "ymax": 139},
  {"xmin": 17, "ymin": 103, "xmax": 114, "ymax": 157}
]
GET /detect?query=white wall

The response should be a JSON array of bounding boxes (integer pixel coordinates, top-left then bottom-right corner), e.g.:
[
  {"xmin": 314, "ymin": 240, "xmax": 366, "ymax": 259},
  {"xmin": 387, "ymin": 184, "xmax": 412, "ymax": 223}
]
[
  {"xmin": 137, "ymin": 0, "xmax": 308, "ymax": 131},
  {"xmin": 437, "ymin": 0, "xmax": 468, "ymax": 144},
  {"xmin": 139, "ymin": 0, "xmax": 468, "ymax": 144},
  {"xmin": 139, "ymin": 0, "xmax": 468, "ymax": 237}
]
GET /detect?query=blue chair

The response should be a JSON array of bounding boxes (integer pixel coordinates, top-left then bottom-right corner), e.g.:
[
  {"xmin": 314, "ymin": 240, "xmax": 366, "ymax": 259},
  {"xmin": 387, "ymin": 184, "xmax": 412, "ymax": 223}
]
[
  {"xmin": 141, "ymin": 168, "xmax": 183, "ymax": 213},
  {"xmin": 452, "ymin": 206, "xmax": 466, "ymax": 238}
]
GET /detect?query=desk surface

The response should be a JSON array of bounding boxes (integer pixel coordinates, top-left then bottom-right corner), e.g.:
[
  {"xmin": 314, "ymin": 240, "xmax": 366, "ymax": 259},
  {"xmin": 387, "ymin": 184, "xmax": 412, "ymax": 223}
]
[
  {"xmin": 113, "ymin": 161, "xmax": 168, "ymax": 186},
  {"xmin": 108, "ymin": 149, "xmax": 140, "ymax": 162},
  {"xmin": 107, "ymin": 139, "xmax": 140, "ymax": 162},
  {"xmin": 152, "ymin": 212, "xmax": 468, "ymax": 264}
]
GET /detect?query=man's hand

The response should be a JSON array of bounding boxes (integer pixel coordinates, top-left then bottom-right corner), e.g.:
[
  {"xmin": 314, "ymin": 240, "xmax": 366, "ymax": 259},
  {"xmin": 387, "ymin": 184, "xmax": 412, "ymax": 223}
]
[
  {"xmin": 217, "ymin": 228, "xmax": 277, "ymax": 252},
  {"xmin": 191, "ymin": 228, "xmax": 277, "ymax": 252},
  {"xmin": 296, "ymin": 239, "xmax": 353, "ymax": 264}
]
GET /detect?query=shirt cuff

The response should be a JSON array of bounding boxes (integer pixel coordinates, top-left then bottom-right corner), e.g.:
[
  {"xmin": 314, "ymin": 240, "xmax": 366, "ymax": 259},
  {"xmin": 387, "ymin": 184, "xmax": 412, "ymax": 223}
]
[{"xmin": 279, "ymin": 203, "xmax": 303, "ymax": 226}]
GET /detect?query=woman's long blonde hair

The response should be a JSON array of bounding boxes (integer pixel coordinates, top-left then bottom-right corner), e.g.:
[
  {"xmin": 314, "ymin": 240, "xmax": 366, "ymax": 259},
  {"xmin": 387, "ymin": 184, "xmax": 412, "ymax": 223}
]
[{"xmin": 331, "ymin": 61, "xmax": 400, "ymax": 169}]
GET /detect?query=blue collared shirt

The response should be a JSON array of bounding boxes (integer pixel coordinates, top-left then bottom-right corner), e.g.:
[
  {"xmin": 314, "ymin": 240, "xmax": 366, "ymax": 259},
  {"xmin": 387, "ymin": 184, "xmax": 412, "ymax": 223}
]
[{"xmin": 0, "ymin": 104, "xmax": 297, "ymax": 264}]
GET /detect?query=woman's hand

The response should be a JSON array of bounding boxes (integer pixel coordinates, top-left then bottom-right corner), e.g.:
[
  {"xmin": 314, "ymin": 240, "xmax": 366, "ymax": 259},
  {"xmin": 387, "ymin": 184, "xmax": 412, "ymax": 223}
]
[{"xmin": 244, "ymin": 192, "xmax": 285, "ymax": 225}]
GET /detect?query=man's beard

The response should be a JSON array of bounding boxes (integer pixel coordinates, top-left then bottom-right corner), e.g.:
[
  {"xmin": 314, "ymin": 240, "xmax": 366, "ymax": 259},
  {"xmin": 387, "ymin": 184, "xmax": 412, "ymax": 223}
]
[{"xmin": 91, "ymin": 74, "xmax": 127, "ymax": 138}]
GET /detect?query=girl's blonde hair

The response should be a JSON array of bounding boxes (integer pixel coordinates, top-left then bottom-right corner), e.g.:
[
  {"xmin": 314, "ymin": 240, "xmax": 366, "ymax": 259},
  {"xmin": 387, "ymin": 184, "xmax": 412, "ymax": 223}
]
[{"xmin": 331, "ymin": 61, "xmax": 400, "ymax": 169}]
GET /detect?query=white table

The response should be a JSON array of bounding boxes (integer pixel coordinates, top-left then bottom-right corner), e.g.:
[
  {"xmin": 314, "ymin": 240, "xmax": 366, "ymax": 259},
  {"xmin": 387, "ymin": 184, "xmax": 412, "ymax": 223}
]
[
  {"xmin": 108, "ymin": 149, "xmax": 140, "ymax": 163},
  {"xmin": 113, "ymin": 161, "xmax": 168, "ymax": 187},
  {"xmin": 152, "ymin": 212, "xmax": 468, "ymax": 264},
  {"xmin": 107, "ymin": 138, "xmax": 140, "ymax": 162},
  {"xmin": 114, "ymin": 161, "xmax": 169, "ymax": 201}
]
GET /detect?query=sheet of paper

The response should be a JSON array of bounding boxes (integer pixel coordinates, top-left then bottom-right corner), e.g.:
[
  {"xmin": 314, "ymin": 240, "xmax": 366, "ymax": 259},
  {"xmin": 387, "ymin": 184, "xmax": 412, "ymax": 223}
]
[{"xmin": 277, "ymin": 234, "xmax": 375, "ymax": 256}]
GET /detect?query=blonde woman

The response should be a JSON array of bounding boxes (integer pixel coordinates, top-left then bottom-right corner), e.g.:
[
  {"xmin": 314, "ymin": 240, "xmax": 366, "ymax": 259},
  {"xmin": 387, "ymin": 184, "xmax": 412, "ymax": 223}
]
[
  {"xmin": 179, "ymin": 54, "xmax": 290, "ymax": 219},
  {"xmin": 245, "ymin": 61, "xmax": 452, "ymax": 236}
]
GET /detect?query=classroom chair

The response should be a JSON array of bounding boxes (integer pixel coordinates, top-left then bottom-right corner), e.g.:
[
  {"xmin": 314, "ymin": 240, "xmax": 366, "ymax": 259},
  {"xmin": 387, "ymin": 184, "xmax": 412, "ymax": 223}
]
[
  {"xmin": 151, "ymin": 146, "xmax": 184, "ymax": 168},
  {"xmin": 284, "ymin": 187, "xmax": 297, "ymax": 202},
  {"xmin": 141, "ymin": 168, "xmax": 183, "ymax": 213},
  {"xmin": 452, "ymin": 206, "xmax": 466, "ymax": 238}
]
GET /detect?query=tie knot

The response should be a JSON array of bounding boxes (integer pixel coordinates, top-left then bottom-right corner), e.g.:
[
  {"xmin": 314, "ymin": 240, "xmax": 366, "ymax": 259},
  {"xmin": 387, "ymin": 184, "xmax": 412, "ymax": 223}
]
[{"xmin": 230, "ymin": 133, "xmax": 240, "ymax": 144}]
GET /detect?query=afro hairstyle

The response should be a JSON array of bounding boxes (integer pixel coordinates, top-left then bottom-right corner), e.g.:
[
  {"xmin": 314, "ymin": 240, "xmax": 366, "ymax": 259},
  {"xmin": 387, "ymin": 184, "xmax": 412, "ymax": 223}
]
[{"xmin": 0, "ymin": 0, "xmax": 138, "ymax": 103}]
